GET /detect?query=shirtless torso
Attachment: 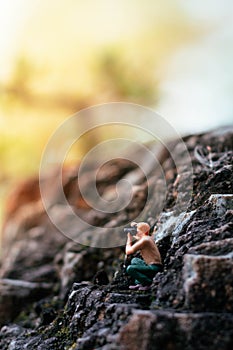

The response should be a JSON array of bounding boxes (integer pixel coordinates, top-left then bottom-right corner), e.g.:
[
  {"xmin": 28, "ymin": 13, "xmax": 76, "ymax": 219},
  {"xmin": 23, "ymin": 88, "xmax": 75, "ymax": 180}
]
[{"xmin": 126, "ymin": 235, "xmax": 162, "ymax": 265}]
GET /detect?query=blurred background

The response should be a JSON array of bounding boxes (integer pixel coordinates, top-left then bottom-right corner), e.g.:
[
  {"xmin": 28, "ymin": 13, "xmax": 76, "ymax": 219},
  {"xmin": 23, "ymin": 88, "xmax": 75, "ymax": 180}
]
[{"xmin": 0, "ymin": 0, "xmax": 233, "ymax": 225}]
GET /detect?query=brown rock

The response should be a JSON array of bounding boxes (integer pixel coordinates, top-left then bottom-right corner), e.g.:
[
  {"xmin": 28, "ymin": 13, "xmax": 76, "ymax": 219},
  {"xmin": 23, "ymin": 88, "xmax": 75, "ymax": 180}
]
[
  {"xmin": 119, "ymin": 310, "xmax": 157, "ymax": 350},
  {"xmin": 183, "ymin": 253, "xmax": 233, "ymax": 312}
]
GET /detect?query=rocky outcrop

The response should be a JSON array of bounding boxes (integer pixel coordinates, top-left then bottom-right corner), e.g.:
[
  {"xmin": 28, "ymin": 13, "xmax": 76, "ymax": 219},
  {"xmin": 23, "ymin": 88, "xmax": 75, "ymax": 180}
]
[
  {"xmin": 0, "ymin": 279, "xmax": 53, "ymax": 327},
  {"xmin": 0, "ymin": 127, "xmax": 232, "ymax": 349}
]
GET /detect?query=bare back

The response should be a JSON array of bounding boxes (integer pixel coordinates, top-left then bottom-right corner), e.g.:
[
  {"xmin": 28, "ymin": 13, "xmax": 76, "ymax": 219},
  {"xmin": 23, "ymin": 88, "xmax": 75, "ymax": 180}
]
[{"xmin": 140, "ymin": 236, "xmax": 162, "ymax": 265}]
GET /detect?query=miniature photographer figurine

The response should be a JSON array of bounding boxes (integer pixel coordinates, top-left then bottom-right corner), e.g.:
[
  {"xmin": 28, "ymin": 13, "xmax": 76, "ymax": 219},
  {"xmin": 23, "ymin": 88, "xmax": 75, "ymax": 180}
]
[{"xmin": 125, "ymin": 222, "xmax": 162, "ymax": 291}]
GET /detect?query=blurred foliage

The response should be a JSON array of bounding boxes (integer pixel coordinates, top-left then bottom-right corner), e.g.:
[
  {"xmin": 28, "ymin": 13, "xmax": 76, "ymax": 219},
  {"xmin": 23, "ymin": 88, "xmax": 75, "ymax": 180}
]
[
  {"xmin": 0, "ymin": 44, "xmax": 161, "ymax": 183},
  {"xmin": 93, "ymin": 47, "xmax": 158, "ymax": 104},
  {"xmin": 7, "ymin": 57, "xmax": 33, "ymax": 99}
]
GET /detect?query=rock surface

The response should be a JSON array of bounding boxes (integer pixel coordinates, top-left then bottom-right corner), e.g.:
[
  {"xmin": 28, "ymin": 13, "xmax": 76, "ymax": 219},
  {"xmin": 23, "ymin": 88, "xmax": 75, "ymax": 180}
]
[{"xmin": 0, "ymin": 127, "xmax": 232, "ymax": 349}]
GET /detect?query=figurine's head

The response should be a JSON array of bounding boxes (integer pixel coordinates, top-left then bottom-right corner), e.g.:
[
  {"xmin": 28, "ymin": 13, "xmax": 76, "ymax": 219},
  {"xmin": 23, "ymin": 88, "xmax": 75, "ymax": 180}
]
[{"xmin": 134, "ymin": 222, "xmax": 150, "ymax": 239}]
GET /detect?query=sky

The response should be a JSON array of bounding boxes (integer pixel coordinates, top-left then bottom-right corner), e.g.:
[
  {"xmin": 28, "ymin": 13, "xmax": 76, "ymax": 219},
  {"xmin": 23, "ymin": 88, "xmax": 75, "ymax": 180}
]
[{"xmin": 157, "ymin": 0, "xmax": 233, "ymax": 133}]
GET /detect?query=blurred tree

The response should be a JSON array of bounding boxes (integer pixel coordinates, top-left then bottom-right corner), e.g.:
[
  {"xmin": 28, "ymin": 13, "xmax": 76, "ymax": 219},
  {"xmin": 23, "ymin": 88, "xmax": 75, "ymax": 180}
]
[
  {"xmin": 5, "ymin": 56, "xmax": 34, "ymax": 102},
  {"xmin": 94, "ymin": 47, "xmax": 158, "ymax": 105}
]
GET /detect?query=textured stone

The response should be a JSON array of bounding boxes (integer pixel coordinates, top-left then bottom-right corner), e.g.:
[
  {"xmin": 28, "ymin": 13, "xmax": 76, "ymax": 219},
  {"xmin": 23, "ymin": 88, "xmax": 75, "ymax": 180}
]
[
  {"xmin": 119, "ymin": 310, "xmax": 233, "ymax": 350},
  {"xmin": 208, "ymin": 194, "xmax": 233, "ymax": 216},
  {"xmin": 155, "ymin": 209, "xmax": 196, "ymax": 244},
  {"xmin": 183, "ymin": 253, "xmax": 233, "ymax": 312},
  {"xmin": 0, "ymin": 279, "xmax": 52, "ymax": 326},
  {"xmin": 188, "ymin": 238, "xmax": 233, "ymax": 256},
  {"xmin": 119, "ymin": 310, "xmax": 157, "ymax": 350}
]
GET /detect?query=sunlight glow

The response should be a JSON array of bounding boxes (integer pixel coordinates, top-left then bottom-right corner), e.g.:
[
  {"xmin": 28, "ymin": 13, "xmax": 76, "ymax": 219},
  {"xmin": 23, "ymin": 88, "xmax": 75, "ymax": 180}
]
[{"xmin": 0, "ymin": 0, "xmax": 36, "ymax": 79}]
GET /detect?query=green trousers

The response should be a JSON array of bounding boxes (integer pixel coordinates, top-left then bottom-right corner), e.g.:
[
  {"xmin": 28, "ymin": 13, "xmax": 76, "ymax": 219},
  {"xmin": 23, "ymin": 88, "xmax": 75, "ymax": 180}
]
[{"xmin": 126, "ymin": 257, "xmax": 162, "ymax": 285}]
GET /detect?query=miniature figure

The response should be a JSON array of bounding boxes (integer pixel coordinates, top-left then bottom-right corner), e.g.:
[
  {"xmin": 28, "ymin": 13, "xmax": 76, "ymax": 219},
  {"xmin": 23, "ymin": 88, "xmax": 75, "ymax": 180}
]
[{"xmin": 125, "ymin": 222, "xmax": 162, "ymax": 291}]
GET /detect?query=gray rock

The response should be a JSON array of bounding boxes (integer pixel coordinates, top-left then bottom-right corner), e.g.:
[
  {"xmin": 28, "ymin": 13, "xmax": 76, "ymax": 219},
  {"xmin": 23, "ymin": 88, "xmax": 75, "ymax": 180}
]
[
  {"xmin": 208, "ymin": 194, "xmax": 233, "ymax": 216},
  {"xmin": 119, "ymin": 310, "xmax": 233, "ymax": 350},
  {"xmin": 0, "ymin": 279, "xmax": 52, "ymax": 326},
  {"xmin": 188, "ymin": 238, "xmax": 233, "ymax": 256},
  {"xmin": 183, "ymin": 253, "xmax": 233, "ymax": 312},
  {"xmin": 155, "ymin": 209, "xmax": 196, "ymax": 244}
]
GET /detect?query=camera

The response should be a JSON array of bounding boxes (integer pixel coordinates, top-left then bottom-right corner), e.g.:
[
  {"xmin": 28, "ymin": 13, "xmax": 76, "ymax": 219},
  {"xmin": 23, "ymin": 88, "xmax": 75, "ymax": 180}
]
[{"xmin": 124, "ymin": 227, "xmax": 137, "ymax": 235}]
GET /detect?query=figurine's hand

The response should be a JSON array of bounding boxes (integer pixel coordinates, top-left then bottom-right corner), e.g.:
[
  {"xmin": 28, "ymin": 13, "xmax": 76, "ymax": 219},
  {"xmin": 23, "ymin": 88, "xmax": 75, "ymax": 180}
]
[{"xmin": 130, "ymin": 221, "xmax": 137, "ymax": 227}]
